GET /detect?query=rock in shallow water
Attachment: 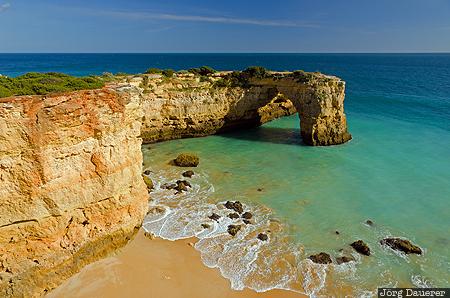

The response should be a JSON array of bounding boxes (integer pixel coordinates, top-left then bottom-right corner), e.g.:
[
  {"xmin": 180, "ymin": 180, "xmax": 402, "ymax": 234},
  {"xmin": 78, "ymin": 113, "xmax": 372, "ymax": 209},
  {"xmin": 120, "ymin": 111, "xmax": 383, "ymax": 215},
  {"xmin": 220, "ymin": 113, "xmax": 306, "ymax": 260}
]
[
  {"xmin": 143, "ymin": 175, "xmax": 154, "ymax": 190},
  {"xmin": 224, "ymin": 201, "xmax": 244, "ymax": 213},
  {"xmin": 380, "ymin": 238, "xmax": 422, "ymax": 255},
  {"xmin": 227, "ymin": 225, "xmax": 241, "ymax": 236},
  {"xmin": 351, "ymin": 240, "xmax": 371, "ymax": 256},
  {"xmin": 336, "ymin": 255, "xmax": 355, "ymax": 264},
  {"xmin": 208, "ymin": 213, "xmax": 221, "ymax": 222},
  {"xmin": 228, "ymin": 213, "xmax": 240, "ymax": 219},
  {"xmin": 174, "ymin": 153, "xmax": 199, "ymax": 167},
  {"xmin": 257, "ymin": 233, "xmax": 268, "ymax": 241},
  {"xmin": 241, "ymin": 212, "xmax": 253, "ymax": 219},
  {"xmin": 182, "ymin": 170, "xmax": 195, "ymax": 178},
  {"xmin": 308, "ymin": 252, "xmax": 332, "ymax": 264}
]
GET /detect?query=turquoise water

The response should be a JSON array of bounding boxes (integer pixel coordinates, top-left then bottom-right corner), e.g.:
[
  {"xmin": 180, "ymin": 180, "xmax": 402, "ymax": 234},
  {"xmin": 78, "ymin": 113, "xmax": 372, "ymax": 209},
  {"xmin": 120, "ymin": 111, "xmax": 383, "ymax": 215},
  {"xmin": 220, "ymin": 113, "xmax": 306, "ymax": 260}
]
[{"xmin": 2, "ymin": 53, "xmax": 449, "ymax": 296}]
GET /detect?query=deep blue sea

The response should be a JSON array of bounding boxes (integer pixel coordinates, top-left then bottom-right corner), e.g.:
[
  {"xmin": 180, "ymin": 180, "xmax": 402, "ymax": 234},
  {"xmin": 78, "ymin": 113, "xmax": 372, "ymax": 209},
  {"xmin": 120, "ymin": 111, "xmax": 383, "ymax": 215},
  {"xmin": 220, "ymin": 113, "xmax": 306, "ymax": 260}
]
[{"xmin": 2, "ymin": 54, "xmax": 449, "ymax": 297}]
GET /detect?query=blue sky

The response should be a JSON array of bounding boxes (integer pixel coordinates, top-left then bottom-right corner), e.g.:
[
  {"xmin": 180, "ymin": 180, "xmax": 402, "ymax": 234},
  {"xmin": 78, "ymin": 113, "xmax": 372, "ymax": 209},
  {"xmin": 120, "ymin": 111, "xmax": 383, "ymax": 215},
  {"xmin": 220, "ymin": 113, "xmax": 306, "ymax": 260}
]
[{"xmin": 0, "ymin": 0, "xmax": 449, "ymax": 53}]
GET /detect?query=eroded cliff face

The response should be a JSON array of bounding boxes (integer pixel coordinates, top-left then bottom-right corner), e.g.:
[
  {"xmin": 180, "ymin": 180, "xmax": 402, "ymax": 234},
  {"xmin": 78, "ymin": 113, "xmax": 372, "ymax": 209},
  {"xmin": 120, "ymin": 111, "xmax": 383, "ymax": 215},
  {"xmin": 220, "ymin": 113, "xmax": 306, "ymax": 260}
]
[
  {"xmin": 0, "ymin": 86, "xmax": 148, "ymax": 297},
  {"xmin": 134, "ymin": 72, "xmax": 351, "ymax": 145},
  {"xmin": 0, "ymin": 70, "xmax": 350, "ymax": 297}
]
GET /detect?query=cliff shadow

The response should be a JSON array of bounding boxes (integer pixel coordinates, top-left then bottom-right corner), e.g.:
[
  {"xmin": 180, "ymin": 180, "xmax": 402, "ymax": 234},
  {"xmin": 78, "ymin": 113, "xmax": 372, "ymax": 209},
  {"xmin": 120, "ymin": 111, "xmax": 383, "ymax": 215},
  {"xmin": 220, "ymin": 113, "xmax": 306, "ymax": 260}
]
[{"xmin": 217, "ymin": 125, "xmax": 306, "ymax": 146}]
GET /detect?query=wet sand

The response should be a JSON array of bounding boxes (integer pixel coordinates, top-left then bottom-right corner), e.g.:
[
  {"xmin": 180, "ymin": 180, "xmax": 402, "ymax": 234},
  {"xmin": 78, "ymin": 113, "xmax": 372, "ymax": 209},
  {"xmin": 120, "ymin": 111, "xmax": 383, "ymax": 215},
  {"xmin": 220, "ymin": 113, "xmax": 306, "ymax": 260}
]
[{"xmin": 48, "ymin": 229, "xmax": 307, "ymax": 298}]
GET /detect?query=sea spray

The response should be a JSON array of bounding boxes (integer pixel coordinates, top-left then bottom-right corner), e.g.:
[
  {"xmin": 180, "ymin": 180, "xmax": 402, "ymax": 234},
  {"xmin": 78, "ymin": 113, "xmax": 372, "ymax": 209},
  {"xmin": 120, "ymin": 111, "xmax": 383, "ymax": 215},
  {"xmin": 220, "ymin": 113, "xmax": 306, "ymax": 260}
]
[{"xmin": 141, "ymin": 168, "xmax": 359, "ymax": 297}]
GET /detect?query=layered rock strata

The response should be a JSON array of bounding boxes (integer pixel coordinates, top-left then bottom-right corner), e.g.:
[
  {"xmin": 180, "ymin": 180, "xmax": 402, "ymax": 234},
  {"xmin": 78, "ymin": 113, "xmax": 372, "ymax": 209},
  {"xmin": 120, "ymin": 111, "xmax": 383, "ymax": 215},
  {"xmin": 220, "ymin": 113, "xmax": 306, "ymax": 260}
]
[
  {"xmin": 0, "ymin": 70, "xmax": 350, "ymax": 297},
  {"xmin": 137, "ymin": 71, "xmax": 351, "ymax": 146},
  {"xmin": 0, "ymin": 86, "xmax": 148, "ymax": 297}
]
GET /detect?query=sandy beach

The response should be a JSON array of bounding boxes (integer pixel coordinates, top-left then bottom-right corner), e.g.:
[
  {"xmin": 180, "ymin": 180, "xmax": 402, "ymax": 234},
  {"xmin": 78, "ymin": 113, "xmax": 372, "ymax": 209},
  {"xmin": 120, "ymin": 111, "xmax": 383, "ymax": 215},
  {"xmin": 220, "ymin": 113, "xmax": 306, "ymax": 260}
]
[{"xmin": 48, "ymin": 230, "xmax": 306, "ymax": 298}]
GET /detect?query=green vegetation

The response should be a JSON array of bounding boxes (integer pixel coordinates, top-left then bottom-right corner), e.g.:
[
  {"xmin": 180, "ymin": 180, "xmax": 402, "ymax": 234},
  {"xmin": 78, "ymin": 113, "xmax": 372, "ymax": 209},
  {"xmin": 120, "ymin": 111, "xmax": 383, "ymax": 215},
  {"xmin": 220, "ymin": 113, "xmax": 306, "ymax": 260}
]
[
  {"xmin": 145, "ymin": 68, "xmax": 163, "ymax": 74},
  {"xmin": 0, "ymin": 72, "xmax": 106, "ymax": 98},
  {"xmin": 162, "ymin": 69, "xmax": 175, "ymax": 77},
  {"xmin": 188, "ymin": 66, "xmax": 216, "ymax": 76},
  {"xmin": 213, "ymin": 66, "xmax": 269, "ymax": 88},
  {"xmin": 145, "ymin": 68, "xmax": 174, "ymax": 77}
]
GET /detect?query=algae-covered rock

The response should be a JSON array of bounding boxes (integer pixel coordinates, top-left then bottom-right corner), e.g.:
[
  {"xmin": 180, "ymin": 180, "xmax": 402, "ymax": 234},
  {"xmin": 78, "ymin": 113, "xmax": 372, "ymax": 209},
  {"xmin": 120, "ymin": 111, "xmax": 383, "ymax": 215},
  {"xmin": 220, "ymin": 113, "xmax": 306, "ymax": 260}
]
[
  {"xmin": 143, "ymin": 175, "xmax": 154, "ymax": 190},
  {"xmin": 174, "ymin": 153, "xmax": 199, "ymax": 167},
  {"xmin": 224, "ymin": 201, "xmax": 244, "ymax": 214},
  {"xmin": 336, "ymin": 256, "xmax": 355, "ymax": 264},
  {"xmin": 380, "ymin": 238, "xmax": 422, "ymax": 255},
  {"xmin": 182, "ymin": 170, "xmax": 195, "ymax": 178},
  {"xmin": 227, "ymin": 224, "xmax": 241, "ymax": 236},
  {"xmin": 257, "ymin": 233, "xmax": 268, "ymax": 241},
  {"xmin": 308, "ymin": 252, "xmax": 332, "ymax": 264},
  {"xmin": 351, "ymin": 240, "xmax": 371, "ymax": 256}
]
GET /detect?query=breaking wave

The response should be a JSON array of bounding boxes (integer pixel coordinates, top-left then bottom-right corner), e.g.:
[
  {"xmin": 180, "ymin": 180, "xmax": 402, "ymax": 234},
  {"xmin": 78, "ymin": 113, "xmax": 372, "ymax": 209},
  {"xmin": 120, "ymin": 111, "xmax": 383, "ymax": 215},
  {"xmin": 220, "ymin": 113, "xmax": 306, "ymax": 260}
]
[{"xmin": 142, "ymin": 168, "xmax": 364, "ymax": 297}]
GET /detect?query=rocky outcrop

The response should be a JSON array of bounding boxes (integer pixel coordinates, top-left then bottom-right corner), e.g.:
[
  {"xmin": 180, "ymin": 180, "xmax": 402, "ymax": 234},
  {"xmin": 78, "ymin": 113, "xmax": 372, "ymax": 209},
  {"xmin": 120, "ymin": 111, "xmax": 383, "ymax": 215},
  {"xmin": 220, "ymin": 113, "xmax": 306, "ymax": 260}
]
[
  {"xmin": 137, "ymin": 71, "xmax": 351, "ymax": 146},
  {"xmin": 0, "ymin": 85, "xmax": 148, "ymax": 297},
  {"xmin": 380, "ymin": 238, "xmax": 422, "ymax": 255},
  {"xmin": 0, "ymin": 69, "xmax": 349, "ymax": 297}
]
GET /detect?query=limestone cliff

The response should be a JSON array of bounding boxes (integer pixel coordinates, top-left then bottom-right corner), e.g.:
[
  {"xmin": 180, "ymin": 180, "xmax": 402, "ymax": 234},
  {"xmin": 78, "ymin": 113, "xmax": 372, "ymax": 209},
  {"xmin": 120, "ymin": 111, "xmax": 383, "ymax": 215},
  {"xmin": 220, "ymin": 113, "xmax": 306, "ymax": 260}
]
[
  {"xmin": 0, "ymin": 85, "xmax": 148, "ymax": 297},
  {"xmin": 0, "ymin": 69, "xmax": 350, "ymax": 297},
  {"xmin": 136, "ymin": 71, "xmax": 351, "ymax": 146}
]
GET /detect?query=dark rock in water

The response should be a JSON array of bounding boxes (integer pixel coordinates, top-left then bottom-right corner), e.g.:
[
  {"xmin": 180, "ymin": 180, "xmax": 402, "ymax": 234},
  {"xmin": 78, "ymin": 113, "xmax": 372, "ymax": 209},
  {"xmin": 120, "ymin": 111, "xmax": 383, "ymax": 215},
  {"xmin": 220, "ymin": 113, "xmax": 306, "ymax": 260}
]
[
  {"xmin": 366, "ymin": 219, "xmax": 374, "ymax": 226},
  {"xmin": 161, "ymin": 183, "xmax": 177, "ymax": 190},
  {"xmin": 228, "ymin": 213, "xmax": 240, "ymax": 219},
  {"xmin": 224, "ymin": 201, "xmax": 244, "ymax": 213},
  {"xmin": 257, "ymin": 233, "xmax": 268, "ymax": 241},
  {"xmin": 143, "ymin": 169, "xmax": 152, "ymax": 175},
  {"xmin": 227, "ymin": 225, "xmax": 241, "ymax": 236},
  {"xmin": 176, "ymin": 180, "xmax": 191, "ymax": 188},
  {"xmin": 143, "ymin": 176, "xmax": 154, "ymax": 190},
  {"xmin": 308, "ymin": 252, "xmax": 332, "ymax": 264},
  {"xmin": 174, "ymin": 180, "xmax": 192, "ymax": 192},
  {"xmin": 182, "ymin": 170, "xmax": 195, "ymax": 178},
  {"xmin": 257, "ymin": 188, "xmax": 263, "ymax": 192},
  {"xmin": 242, "ymin": 212, "xmax": 253, "ymax": 219},
  {"xmin": 174, "ymin": 153, "xmax": 199, "ymax": 167},
  {"xmin": 351, "ymin": 240, "xmax": 371, "ymax": 256},
  {"xmin": 335, "ymin": 231, "xmax": 340, "ymax": 235},
  {"xmin": 208, "ymin": 213, "xmax": 221, "ymax": 222},
  {"xmin": 243, "ymin": 219, "xmax": 251, "ymax": 225},
  {"xmin": 336, "ymin": 256, "xmax": 355, "ymax": 264},
  {"xmin": 201, "ymin": 223, "xmax": 210, "ymax": 229},
  {"xmin": 380, "ymin": 238, "xmax": 422, "ymax": 255}
]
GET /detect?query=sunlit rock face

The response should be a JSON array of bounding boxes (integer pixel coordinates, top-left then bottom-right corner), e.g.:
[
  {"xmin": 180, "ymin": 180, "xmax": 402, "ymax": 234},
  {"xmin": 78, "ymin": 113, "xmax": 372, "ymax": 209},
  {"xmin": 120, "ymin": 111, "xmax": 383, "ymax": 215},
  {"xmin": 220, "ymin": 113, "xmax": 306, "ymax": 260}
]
[
  {"xmin": 0, "ymin": 70, "xmax": 350, "ymax": 297},
  {"xmin": 0, "ymin": 86, "xmax": 148, "ymax": 297},
  {"xmin": 138, "ymin": 71, "xmax": 351, "ymax": 146}
]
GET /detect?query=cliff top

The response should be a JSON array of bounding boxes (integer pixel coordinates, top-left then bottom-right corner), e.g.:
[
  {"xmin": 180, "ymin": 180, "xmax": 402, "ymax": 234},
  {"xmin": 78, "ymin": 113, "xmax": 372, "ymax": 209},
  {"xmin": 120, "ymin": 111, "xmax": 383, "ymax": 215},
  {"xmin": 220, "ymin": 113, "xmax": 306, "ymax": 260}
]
[{"xmin": 0, "ymin": 67, "xmax": 342, "ymax": 100}]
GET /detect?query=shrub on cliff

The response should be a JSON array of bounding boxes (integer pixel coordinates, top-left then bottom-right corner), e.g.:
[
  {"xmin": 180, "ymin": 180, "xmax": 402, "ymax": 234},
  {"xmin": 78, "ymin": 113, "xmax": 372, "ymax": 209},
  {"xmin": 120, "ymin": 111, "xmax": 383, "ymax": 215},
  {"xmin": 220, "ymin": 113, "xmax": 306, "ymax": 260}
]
[
  {"xmin": 162, "ymin": 69, "xmax": 175, "ymax": 77},
  {"xmin": 188, "ymin": 66, "xmax": 216, "ymax": 76},
  {"xmin": 0, "ymin": 72, "xmax": 105, "ymax": 98},
  {"xmin": 145, "ymin": 68, "xmax": 163, "ymax": 74}
]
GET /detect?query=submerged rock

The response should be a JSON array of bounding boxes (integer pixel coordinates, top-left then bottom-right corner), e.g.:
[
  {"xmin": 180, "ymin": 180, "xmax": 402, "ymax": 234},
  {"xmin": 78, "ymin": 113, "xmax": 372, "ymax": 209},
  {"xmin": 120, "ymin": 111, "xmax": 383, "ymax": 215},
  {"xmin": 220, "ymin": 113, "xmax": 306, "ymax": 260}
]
[
  {"xmin": 241, "ymin": 212, "xmax": 253, "ymax": 219},
  {"xmin": 336, "ymin": 255, "xmax": 355, "ymax": 264},
  {"xmin": 227, "ymin": 225, "xmax": 241, "ymax": 236},
  {"xmin": 351, "ymin": 240, "xmax": 371, "ymax": 256},
  {"xmin": 380, "ymin": 238, "xmax": 422, "ymax": 255},
  {"xmin": 335, "ymin": 230, "xmax": 340, "ymax": 235},
  {"xmin": 161, "ymin": 183, "xmax": 177, "ymax": 190},
  {"xmin": 182, "ymin": 170, "xmax": 195, "ymax": 178},
  {"xmin": 365, "ymin": 219, "xmax": 374, "ymax": 226},
  {"xmin": 174, "ymin": 153, "xmax": 199, "ymax": 167},
  {"xmin": 201, "ymin": 223, "xmax": 210, "ymax": 229},
  {"xmin": 257, "ymin": 233, "xmax": 268, "ymax": 241},
  {"xmin": 208, "ymin": 213, "xmax": 221, "ymax": 222},
  {"xmin": 243, "ymin": 219, "xmax": 252, "ymax": 225},
  {"xmin": 224, "ymin": 201, "xmax": 244, "ymax": 214},
  {"xmin": 174, "ymin": 180, "xmax": 191, "ymax": 193},
  {"xmin": 308, "ymin": 252, "xmax": 332, "ymax": 264},
  {"xmin": 143, "ymin": 175, "xmax": 154, "ymax": 190},
  {"xmin": 228, "ymin": 213, "xmax": 240, "ymax": 219}
]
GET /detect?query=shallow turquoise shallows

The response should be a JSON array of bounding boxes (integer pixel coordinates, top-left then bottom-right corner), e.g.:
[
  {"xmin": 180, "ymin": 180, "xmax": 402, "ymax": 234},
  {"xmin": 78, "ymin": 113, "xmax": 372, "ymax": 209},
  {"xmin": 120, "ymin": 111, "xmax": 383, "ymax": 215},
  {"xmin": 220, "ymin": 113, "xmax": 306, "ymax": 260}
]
[{"xmin": 3, "ymin": 53, "xmax": 449, "ymax": 296}]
